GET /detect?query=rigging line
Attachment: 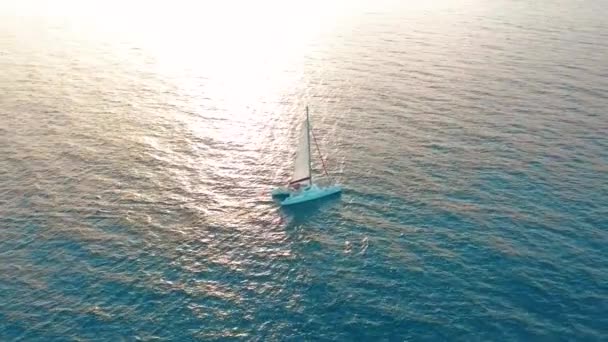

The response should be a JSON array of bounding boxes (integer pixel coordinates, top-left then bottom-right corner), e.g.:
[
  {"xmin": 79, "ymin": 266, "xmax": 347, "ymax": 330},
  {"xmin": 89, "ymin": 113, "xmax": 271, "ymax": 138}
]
[{"xmin": 310, "ymin": 127, "xmax": 329, "ymax": 177}]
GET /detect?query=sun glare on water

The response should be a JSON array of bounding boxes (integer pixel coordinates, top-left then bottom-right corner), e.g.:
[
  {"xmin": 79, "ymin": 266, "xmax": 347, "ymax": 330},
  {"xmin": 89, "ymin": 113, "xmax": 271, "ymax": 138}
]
[
  {"xmin": 2, "ymin": 0, "xmax": 392, "ymax": 186},
  {"xmin": 79, "ymin": 0, "xmax": 358, "ymax": 138},
  {"xmin": 40, "ymin": 0, "xmax": 353, "ymax": 102}
]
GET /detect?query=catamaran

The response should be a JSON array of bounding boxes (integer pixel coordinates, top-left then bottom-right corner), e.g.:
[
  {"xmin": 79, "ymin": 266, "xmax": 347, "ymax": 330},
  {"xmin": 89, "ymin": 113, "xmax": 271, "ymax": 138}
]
[{"xmin": 272, "ymin": 106, "xmax": 342, "ymax": 206}]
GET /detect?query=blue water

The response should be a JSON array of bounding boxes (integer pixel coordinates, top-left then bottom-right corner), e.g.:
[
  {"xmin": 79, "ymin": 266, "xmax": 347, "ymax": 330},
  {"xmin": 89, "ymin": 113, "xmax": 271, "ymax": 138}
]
[{"xmin": 1, "ymin": 0, "xmax": 608, "ymax": 340}]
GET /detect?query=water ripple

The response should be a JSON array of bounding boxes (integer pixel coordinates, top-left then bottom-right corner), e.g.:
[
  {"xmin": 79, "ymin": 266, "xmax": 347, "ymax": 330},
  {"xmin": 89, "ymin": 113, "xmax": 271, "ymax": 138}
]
[{"xmin": 2, "ymin": 0, "xmax": 608, "ymax": 340}]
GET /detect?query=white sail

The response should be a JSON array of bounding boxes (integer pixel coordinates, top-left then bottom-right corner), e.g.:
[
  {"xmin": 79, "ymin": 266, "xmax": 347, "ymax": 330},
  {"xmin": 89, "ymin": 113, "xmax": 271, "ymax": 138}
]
[{"xmin": 291, "ymin": 118, "xmax": 311, "ymax": 186}]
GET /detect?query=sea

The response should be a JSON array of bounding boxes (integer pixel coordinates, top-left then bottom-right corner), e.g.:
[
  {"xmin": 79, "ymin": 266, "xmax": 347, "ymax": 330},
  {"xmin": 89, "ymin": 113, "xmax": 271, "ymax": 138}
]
[{"xmin": 1, "ymin": 0, "xmax": 607, "ymax": 340}]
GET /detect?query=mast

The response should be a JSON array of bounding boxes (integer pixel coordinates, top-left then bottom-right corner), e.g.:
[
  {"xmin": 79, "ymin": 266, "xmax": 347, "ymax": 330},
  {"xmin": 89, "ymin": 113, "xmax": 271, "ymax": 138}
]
[{"xmin": 306, "ymin": 106, "xmax": 312, "ymax": 185}]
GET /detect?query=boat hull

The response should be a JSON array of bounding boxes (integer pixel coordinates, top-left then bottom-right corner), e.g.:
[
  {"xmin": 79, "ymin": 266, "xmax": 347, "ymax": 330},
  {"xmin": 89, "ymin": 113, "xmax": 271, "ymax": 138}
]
[{"xmin": 280, "ymin": 185, "xmax": 342, "ymax": 206}]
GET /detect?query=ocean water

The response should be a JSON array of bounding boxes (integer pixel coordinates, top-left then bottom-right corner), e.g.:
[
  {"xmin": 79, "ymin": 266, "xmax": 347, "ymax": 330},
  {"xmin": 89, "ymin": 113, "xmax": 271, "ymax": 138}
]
[{"xmin": 1, "ymin": 0, "xmax": 607, "ymax": 340}]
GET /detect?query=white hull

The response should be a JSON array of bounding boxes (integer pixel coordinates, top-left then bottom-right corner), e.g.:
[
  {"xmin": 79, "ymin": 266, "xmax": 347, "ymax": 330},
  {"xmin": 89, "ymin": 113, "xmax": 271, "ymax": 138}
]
[{"xmin": 280, "ymin": 184, "xmax": 342, "ymax": 206}]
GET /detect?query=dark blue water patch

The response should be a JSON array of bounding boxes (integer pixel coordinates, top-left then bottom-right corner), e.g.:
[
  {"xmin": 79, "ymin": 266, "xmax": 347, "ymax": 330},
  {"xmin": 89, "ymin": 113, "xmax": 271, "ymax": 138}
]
[{"xmin": 0, "ymin": 312, "xmax": 28, "ymax": 341}]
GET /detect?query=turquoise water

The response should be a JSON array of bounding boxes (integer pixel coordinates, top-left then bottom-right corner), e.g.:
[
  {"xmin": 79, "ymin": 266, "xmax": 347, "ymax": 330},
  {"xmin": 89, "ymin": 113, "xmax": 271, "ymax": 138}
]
[{"xmin": 1, "ymin": 0, "xmax": 607, "ymax": 340}]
